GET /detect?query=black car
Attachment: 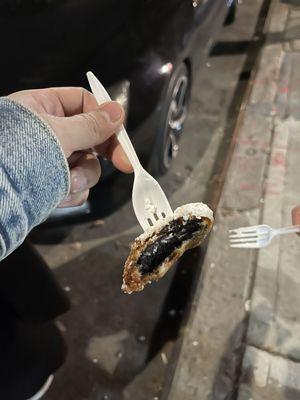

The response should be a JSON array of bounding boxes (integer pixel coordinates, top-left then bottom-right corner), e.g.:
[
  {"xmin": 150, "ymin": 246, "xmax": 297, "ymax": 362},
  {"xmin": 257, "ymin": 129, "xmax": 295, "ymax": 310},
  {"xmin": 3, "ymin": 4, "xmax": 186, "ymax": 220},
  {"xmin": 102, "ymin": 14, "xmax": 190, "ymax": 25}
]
[{"xmin": 0, "ymin": 0, "xmax": 235, "ymax": 221}]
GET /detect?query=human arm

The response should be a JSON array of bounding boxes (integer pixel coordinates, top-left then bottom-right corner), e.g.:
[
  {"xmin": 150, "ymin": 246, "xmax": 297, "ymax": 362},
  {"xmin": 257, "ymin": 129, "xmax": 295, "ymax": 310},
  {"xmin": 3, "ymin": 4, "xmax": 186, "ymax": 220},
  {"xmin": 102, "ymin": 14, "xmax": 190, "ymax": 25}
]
[{"xmin": 0, "ymin": 87, "xmax": 131, "ymax": 260}]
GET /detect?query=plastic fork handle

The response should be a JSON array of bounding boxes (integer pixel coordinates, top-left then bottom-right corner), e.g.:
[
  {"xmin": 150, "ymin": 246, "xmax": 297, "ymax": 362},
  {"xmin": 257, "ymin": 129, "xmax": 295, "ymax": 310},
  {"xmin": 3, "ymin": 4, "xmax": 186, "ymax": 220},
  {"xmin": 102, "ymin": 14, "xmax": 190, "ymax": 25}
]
[
  {"xmin": 275, "ymin": 225, "xmax": 300, "ymax": 235},
  {"xmin": 86, "ymin": 71, "xmax": 143, "ymax": 173},
  {"xmin": 116, "ymin": 126, "xmax": 143, "ymax": 173}
]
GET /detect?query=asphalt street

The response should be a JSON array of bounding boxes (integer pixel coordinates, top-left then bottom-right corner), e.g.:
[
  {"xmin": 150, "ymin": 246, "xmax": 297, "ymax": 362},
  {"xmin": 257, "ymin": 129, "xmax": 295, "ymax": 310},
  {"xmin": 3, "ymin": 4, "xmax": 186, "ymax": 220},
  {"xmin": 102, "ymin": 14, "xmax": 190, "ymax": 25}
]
[{"xmin": 32, "ymin": 2, "xmax": 268, "ymax": 399}]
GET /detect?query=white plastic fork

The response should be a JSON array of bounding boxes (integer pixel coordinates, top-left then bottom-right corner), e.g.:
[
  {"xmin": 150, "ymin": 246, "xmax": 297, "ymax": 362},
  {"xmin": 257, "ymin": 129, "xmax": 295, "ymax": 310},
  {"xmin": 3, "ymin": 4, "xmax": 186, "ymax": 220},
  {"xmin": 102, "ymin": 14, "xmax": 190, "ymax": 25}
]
[
  {"xmin": 229, "ymin": 224, "xmax": 300, "ymax": 248},
  {"xmin": 86, "ymin": 71, "xmax": 173, "ymax": 231}
]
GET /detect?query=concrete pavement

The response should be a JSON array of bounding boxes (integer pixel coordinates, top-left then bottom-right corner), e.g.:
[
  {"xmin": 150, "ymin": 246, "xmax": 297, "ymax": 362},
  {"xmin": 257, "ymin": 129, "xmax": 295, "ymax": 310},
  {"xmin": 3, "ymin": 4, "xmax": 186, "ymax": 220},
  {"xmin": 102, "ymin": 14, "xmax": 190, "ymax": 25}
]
[
  {"xmin": 239, "ymin": 1, "xmax": 300, "ymax": 394},
  {"xmin": 169, "ymin": 1, "xmax": 300, "ymax": 399}
]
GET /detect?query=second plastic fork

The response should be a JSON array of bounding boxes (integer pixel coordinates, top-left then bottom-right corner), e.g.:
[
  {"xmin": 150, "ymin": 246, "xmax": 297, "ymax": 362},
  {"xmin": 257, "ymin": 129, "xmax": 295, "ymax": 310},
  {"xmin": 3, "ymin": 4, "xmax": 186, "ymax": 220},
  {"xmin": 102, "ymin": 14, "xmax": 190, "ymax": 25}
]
[
  {"xmin": 86, "ymin": 71, "xmax": 173, "ymax": 231},
  {"xmin": 229, "ymin": 224, "xmax": 300, "ymax": 248}
]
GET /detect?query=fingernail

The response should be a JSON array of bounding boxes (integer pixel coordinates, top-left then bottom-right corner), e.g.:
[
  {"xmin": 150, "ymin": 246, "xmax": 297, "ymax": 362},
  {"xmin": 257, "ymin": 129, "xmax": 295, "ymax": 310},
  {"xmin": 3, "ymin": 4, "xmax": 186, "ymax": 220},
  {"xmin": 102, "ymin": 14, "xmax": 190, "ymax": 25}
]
[
  {"xmin": 71, "ymin": 170, "xmax": 87, "ymax": 193},
  {"xmin": 100, "ymin": 102, "xmax": 123, "ymax": 123}
]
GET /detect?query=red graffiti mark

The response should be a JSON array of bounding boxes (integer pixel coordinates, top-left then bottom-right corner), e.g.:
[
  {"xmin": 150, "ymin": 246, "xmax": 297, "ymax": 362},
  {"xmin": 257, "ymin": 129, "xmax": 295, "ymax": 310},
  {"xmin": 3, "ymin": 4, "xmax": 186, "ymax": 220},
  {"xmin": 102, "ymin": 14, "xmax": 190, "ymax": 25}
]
[
  {"xmin": 265, "ymin": 187, "xmax": 280, "ymax": 195},
  {"xmin": 264, "ymin": 179, "xmax": 283, "ymax": 195},
  {"xmin": 235, "ymin": 162, "xmax": 254, "ymax": 172},
  {"xmin": 272, "ymin": 151, "xmax": 285, "ymax": 167},
  {"xmin": 239, "ymin": 183, "xmax": 258, "ymax": 191},
  {"xmin": 279, "ymin": 86, "xmax": 289, "ymax": 94},
  {"xmin": 271, "ymin": 107, "xmax": 277, "ymax": 114},
  {"xmin": 234, "ymin": 137, "xmax": 253, "ymax": 146}
]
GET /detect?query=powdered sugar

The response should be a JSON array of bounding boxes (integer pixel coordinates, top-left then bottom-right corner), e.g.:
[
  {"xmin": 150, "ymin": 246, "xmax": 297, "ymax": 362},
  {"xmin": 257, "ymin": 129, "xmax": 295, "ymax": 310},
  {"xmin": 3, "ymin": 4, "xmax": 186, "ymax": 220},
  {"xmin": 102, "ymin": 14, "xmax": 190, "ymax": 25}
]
[
  {"xmin": 174, "ymin": 203, "xmax": 213, "ymax": 221},
  {"xmin": 137, "ymin": 202, "xmax": 214, "ymax": 241}
]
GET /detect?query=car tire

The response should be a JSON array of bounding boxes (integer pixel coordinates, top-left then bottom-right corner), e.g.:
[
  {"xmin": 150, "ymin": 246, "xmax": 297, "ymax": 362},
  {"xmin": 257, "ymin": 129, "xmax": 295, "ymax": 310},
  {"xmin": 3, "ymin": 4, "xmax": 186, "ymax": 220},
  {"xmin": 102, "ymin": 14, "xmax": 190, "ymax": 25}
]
[{"xmin": 149, "ymin": 63, "xmax": 190, "ymax": 176}]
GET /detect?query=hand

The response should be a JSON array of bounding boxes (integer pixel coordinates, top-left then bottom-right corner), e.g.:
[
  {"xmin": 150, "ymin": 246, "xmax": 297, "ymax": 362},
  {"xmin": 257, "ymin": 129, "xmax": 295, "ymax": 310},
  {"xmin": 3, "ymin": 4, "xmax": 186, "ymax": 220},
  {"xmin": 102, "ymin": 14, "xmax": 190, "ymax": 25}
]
[
  {"xmin": 292, "ymin": 205, "xmax": 300, "ymax": 230},
  {"xmin": 8, "ymin": 87, "xmax": 133, "ymax": 207}
]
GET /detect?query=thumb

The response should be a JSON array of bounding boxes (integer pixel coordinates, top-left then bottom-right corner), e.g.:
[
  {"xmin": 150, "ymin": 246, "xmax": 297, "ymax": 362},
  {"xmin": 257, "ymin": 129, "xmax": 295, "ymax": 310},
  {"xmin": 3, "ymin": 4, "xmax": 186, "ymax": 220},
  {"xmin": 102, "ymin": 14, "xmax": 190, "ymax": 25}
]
[{"xmin": 45, "ymin": 101, "xmax": 124, "ymax": 156}]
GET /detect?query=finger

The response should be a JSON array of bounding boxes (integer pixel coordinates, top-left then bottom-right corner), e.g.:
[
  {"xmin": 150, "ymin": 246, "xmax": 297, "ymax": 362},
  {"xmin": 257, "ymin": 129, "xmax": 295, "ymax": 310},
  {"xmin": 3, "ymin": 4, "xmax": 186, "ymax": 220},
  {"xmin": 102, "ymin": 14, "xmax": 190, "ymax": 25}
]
[
  {"xmin": 44, "ymin": 101, "xmax": 124, "ymax": 156},
  {"xmin": 9, "ymin": 87, "xmax": 99, "ymax": 117},
  {"xmin": 58, "ymin": 190, "xmax": 89, "ymax": 208},
  {"xmin": 95, "ymin": 135, "xmax": 133, "ymax": 173},
  {"xmin": 68, "ymin": 151, "xmax": 84, "ymax": 168},
  {"xmin": 292, "ymin": 205, "xmax": 300, "ymax": 227},
  {"xmin": 69, "ymin": 152, "xmax": 101, "ymax": 194},
  {"xmin": 51, "ymin": 87, "xmax": 99, "ymax": 116}
]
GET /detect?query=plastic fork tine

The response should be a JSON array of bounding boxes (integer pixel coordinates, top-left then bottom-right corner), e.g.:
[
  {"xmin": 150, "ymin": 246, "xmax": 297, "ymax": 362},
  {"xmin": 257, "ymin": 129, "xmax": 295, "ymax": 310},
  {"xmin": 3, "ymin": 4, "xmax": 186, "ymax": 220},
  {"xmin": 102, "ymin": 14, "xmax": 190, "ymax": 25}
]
[
  {"xmin": 229, "ymin": 232, "xmax": 258, "ymax": 239},
  {"xmin": 229, "ymin": 227, "xmax": 258, "ymax": 234},
  {"xmin": 229, "ymin": 232, "xmax": 269, "ymax": 239},
  {"xmin": 229, "ymin": 237, "xmax": 258, "ymax": 244},
  {"xmin": 230, "ymin": 242, "xmax": 259, "ymax": 248}
]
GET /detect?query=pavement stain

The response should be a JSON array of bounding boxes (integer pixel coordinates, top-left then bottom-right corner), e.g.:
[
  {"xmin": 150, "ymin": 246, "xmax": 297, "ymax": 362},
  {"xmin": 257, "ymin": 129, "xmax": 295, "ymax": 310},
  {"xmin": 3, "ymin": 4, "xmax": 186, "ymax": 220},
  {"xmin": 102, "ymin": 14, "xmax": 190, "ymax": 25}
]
[{"xmin": 86, "ymin": 330, "xmax": 129, "ymax": 375}]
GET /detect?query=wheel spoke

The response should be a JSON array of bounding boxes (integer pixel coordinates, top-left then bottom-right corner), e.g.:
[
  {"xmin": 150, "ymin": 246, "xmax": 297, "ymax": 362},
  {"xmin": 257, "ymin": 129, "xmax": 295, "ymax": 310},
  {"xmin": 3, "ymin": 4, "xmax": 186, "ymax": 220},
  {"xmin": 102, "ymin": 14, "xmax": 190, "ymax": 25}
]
[
  {"xmin": 169, "ymin": 75, "xmax": 188, "ymax": 131},
  {"xmin": 162, "ymin": 71, "xmax": 189, "ymax": 170},
  {"xmin": 177, "ymin": 78, "xmax": 188, "ymax": 114}
]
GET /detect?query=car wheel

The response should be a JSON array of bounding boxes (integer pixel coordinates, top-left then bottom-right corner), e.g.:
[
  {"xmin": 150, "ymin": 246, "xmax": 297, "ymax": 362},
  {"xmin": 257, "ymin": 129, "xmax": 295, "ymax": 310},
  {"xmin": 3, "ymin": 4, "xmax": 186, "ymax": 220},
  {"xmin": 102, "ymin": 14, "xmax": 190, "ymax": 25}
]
[{"xmin": 150, "ymin": 63, "xmax": 190, "ymax": 176}]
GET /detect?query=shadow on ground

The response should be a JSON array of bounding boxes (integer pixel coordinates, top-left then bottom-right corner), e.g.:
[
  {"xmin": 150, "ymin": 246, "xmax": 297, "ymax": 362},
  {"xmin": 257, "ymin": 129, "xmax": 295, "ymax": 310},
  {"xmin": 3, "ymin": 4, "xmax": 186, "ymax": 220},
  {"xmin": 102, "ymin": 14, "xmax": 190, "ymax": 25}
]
[{"xmin": 44, "ymin": 241, "xmax": 203, "ymax": 399}]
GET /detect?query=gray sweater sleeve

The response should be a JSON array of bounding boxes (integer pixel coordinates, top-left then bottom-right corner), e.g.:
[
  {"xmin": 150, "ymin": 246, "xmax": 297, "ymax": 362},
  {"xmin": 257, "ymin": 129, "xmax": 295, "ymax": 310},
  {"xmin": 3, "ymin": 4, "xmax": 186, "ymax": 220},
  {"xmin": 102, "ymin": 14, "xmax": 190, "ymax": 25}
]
[{"xmin": 0, "ymin": 97, "xmax": 70, "ymax": 260}]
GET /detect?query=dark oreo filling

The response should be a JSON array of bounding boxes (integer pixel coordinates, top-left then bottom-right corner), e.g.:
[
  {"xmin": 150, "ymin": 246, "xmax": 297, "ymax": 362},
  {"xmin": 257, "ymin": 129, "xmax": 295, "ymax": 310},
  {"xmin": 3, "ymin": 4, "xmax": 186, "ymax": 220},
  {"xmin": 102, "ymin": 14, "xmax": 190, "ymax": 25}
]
[{"xmin": 137, "ymin": 218, "xmax": 203, "ymax": 275}]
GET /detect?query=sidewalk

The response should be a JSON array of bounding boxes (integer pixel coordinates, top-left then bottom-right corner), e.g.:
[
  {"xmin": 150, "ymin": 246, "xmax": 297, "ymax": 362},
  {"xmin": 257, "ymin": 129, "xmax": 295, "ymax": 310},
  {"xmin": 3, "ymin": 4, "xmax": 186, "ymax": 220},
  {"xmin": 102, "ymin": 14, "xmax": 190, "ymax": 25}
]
[{"xmin": 168, "ymin": 1, "xmax": 300, "ymax": 399}]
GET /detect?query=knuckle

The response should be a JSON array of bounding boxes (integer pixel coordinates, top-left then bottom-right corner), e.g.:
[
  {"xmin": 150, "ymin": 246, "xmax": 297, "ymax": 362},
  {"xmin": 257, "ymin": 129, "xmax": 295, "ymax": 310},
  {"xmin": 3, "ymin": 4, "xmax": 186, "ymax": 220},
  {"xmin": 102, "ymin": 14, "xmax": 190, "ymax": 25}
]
[
  {"xmin": 82, "ymin": 113, "xmax": 100, "ymax": 142},
  {"xmin": 80, "ymin": 87, "xmax": 90, "ymax": 96}
]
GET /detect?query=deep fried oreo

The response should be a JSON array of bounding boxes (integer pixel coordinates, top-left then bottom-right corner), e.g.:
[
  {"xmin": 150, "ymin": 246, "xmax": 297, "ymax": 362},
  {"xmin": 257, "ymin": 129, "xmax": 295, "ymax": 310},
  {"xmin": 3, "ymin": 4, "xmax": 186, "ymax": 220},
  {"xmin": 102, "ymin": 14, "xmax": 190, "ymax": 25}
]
[{"xmin": 122, "ymin": 203, "xmax": 214, "ymax": 293}]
